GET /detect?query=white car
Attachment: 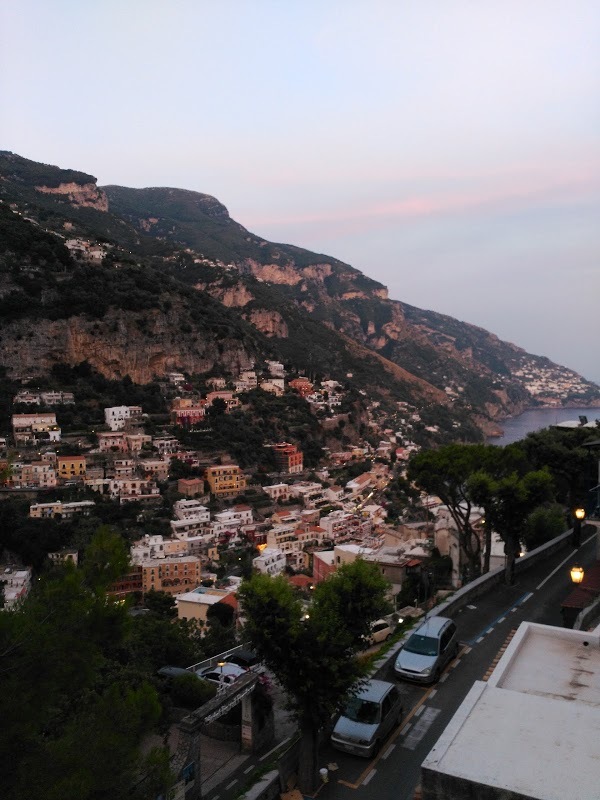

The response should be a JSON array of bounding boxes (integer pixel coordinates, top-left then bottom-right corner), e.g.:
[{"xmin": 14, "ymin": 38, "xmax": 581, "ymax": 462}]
[
  {"xmin": 367, "ymin": 619, "xmax": 395, "ymax": 645},
  {"xmin": 196, "ymin": 663, "xmax": 246, "ymax": 688}
]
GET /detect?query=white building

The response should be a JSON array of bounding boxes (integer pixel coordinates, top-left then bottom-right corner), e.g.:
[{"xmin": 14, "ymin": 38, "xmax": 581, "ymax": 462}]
[
  {"xmin": 421, "ymin": 619, "xmax": 600, "ymax": 800},
  {"xmin": 253, "ymin": 547, "xmax": 286, "ymax": 576},
  {"xmin": 104, "ymin": 405, "xmax": 142, "ymax": 431},
  {"xmin": 263, "ymin": 483, "xmax": 291, "ymax": 502},
  {"xmin": 173, "ymin": 499, "xmax": 210, "ymax": 521}
]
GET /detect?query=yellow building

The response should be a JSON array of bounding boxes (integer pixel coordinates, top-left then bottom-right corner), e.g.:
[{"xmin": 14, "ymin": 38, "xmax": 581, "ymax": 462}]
[
  {"xmin": 57, "ymin": 455, "xmax": 86, "ymax": 480},
  {"xmin": 205, "ymin": 464, "xmax": 247, "ymax": 498}
]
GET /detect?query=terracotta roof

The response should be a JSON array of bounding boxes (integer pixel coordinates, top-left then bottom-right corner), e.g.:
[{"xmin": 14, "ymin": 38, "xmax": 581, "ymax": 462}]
[{"xmin": 288, "ymin": 574, "xmax": 313, "ymax": 588}]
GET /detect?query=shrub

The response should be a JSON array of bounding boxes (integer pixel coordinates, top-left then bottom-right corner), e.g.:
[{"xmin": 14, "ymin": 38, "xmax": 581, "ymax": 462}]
[{"xmin": 170, "ymin": 674, "xmax": 216, "ymax": 709}]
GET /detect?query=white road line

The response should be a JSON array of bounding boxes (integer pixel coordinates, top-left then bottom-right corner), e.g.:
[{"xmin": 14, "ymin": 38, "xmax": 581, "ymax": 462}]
[
  {"xmin": 476, "ymin": 636, "xmax": 484, "ymax": 643},
  {"xmin": 415, "ymin": 705, "xmax": 425, "ymax": 717},
  {"xmin": 511, "ymin": 608, "xmax": 517, "ymax": 613},
  {"xmin": 244, "ymin": 765, "xmax": 254, "ymax": 774},
  {"xmin": 382, "ymin": 744, "xmax": 396, "ymax": 760},
  {"xmin": 402, "ymin": 708, "xmax": 441, "ymax": 751},
  {"xmin": 363, "ymin": 769, "xmax": 376, "ymax": 785},
  {"xmin": 403, "ymin": 723, "xmax": 412, "ymax": 734},
  {"xmin": 453, "ymin": 658, "xmax": 461, "ymax": 667},
  {"xmin": 226, "ymin": 780, "xmax": 238, "ymax": 790},
  {"xmin": 536, "ymin": 542, "xmax": 593, "ymax": 591},
  {"xmin": 463, "ymin": 646, "xmax": 472, "ymax": 654},
  {"xmin": 498, "ymin": 616, "xmax": 506, "ymax": 623},
  {"xmin": 259, "ymin": 736, "xmax": 291, "ymax": 761},
  {"xmin": 440, "ymin": 672, "xmax": 449, "ymax": 683},
  {"xmin": 429, "ymin": 689, "xmax": 437, "ymax": 698},
  {"xmin": 519, "ymin": 592, "xmax": 533, "ymax": 604},
  {"xmin": 467, "ymin": 604, "xmax": 477, "ymax": 609}
]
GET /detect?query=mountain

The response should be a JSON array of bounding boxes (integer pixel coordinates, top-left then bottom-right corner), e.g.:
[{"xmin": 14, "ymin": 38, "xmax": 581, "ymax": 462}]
[{"xmin": 1, "ymin": 150, "xmax": 598, "ymax": 443}]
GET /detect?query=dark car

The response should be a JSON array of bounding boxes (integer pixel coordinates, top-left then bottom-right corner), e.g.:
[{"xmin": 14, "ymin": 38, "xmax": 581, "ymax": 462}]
[
  {"xmin": 226, "ymin": 649, "xmax": 260, "ymax": 670},
  {"xmin": 157, "ymin": 665, "xmax": 193, "ymax": 679}
]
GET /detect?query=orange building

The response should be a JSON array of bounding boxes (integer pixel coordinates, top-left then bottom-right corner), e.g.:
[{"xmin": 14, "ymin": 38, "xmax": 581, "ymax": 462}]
[
  {"xmin": 272, "ymin": 442, "xmax": 304, "ymax": 474},
  {"xmin": 141, "ymin": 555, "xmax": 202, "ymax": 595},
  {"xmin": 288, "ymin": 377, "xmax": 314, "ymax": 398}
]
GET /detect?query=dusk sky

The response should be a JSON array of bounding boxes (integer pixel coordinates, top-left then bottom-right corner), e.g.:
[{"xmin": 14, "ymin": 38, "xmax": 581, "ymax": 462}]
[{"xmin": 2, "ymin": 1, "xmax": 599, "ymax": 381}]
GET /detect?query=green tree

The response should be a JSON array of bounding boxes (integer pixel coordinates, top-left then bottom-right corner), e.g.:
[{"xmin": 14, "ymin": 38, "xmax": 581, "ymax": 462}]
[
  {"xmin": 523, "ymin": 504, "xmax": 567, "ymax": 550},
  {"xmin": 238, "ymin": 560, "xmax": 389, "ymax": 793},
  {"xmin": 408, "ymin": 444, "xmax": 493, "ymax": 580},
  {"xmin": 480, "ymin": 470, "xmax": 554, "ymax": 584},
  {"xmin": 81, "ymin": 525, "xmax": 130, "ymax": 594}
]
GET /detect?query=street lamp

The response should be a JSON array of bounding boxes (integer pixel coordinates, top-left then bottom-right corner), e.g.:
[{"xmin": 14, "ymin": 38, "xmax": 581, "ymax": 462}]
[
  {"xmin": 570, "ymin": 565, "xmax": 585, "ymax": 584},
  {"xmin": 571, "ymin": 507, "xmax": 585, "ymax": 548}
]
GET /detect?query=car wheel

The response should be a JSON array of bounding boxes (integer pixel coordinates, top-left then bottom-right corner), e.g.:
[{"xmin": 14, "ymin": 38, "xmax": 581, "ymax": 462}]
[{"xmin": 385, "ymin": 633, "xmax": 392, "ymax": 641}]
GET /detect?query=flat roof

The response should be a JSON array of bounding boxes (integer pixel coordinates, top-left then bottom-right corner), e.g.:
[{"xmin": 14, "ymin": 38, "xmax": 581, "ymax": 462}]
[{"xmin": 423, "ymin": 622, "xmax": 600, "ymax": 800}]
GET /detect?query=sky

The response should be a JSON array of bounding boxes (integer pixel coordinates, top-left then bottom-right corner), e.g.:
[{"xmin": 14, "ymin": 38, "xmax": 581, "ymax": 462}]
[{"xmin": 2, "ymin": 1, "xmax": 599, "ymax": 382}]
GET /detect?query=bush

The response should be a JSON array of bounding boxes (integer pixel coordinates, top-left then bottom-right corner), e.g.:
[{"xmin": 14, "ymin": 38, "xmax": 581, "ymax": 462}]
[{"xmin": 170, "ymin": 674, "xmax": 216, "ymax": 710}]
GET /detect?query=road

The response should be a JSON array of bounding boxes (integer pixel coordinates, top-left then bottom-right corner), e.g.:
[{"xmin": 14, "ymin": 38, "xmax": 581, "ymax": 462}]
[{"xmin": 315, "ymin": 530, "xmax": 597, "ymax": 800}]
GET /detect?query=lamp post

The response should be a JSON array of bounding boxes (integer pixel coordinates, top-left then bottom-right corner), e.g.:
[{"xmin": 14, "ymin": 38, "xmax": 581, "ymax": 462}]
[{"xmin": 572, "ymin": 507, "xmax": 585, "ymax": 548}]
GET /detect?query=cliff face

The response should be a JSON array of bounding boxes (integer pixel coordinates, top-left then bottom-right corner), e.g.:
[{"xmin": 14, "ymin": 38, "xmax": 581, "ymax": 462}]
[
  {"xmin": 35, "ymin": 182, "xmax": 109, "ymax": 211},
  {"xmin": 0, "ymin": 306, "xmax": 253, "ymax": 383}
]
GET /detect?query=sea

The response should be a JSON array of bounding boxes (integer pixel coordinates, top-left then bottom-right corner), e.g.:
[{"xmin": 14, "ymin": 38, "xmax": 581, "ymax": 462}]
[{"xmin": 486, "ymin": 406, "xmax": 600, "ymax": 446}]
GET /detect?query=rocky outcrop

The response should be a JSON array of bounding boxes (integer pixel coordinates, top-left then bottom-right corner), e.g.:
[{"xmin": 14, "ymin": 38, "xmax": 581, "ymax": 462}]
[
  {"xmin": 0, "ymin": 307, "xmax": 253, "ymax": 383},
  {"xmin": 35, "ymin": 182, "xmax": 109, "ymax": 211},
  {"xmin": 244, "ymin": 309, "xmax": 289, "ymax": 338}
]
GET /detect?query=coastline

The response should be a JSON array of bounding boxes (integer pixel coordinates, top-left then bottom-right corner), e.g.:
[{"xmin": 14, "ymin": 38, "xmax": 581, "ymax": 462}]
[{"xmin": 485, "ymin": 404, "xmax": 600, "ymax": 445}]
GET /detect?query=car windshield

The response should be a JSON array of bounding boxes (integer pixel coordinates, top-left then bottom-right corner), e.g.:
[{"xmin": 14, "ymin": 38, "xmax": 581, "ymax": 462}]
[
  {"xmin": 404, "ymin": 633, "xmax": 439, "ymax": 656},
  {"xmin": 343, "ymin": 697, "xmax": 380, "ymax": 725}
]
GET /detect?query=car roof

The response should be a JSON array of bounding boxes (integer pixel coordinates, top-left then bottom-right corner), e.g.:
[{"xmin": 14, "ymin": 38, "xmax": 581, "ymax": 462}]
[
  {"xmin": 414, "ymin": 615, "xmax": 452, "ymax": 636},
  {"xmin": 157, "ymin": 666, "xmax": 190, "ymax": 677},
  {"xmin": 201, "ymin": 663, "xmax": 246, "ymax": 676},
  {"xmin": 354, "ymin": 679, "xmax": 395, "ymax": 702}
]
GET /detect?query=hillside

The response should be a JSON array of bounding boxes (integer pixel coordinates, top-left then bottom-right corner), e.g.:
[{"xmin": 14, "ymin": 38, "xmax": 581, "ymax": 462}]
[{"xmin": 1, "ymin": 150, "xmax": 598, "ymax": 443}]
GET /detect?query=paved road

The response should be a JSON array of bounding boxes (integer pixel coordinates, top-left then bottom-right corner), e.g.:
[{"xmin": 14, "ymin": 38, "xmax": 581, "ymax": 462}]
[
  {"xmin": 203, "ymin": 530, "xmax": 597, "ymax": 800},
  {"xmin": 315, "ymin": 531, "xmax": 597, "ymax": 800}
]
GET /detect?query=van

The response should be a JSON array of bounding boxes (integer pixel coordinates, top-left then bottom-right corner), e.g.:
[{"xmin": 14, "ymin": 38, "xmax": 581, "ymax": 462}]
[
  {"xmin": 331, "ymin": 679, "xmax": 403, "ymax": 757},
  {"xmin": 394, "ymin": 616, "xmax": 458, "ymax": 684}
]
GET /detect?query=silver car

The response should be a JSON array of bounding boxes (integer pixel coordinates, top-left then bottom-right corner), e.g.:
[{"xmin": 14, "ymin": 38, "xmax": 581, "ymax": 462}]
[
  {"xmin": 394, "ymin": 616, "xmax": 459, "ymax": 684},
  {"xmin": 331, "ymin": 679, "xmax": 403, "ymax": 757}
]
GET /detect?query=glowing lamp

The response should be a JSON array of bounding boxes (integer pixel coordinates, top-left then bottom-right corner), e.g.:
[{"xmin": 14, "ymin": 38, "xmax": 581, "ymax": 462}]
[
  {"xmin": 574, "ymin": 508, "xmax": 585, "ymax": 521},
  {"xmin": 570, "ymin": 566, "xmax": 585, "ymax": 584}
]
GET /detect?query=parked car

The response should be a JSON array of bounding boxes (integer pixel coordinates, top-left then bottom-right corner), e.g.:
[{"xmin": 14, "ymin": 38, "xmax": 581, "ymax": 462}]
[
  {"xmin": 196, "ymin": 663, "xmax": 247, "ymax": 688},
  {"xmin": 367, "ymin": 618, "xmax": 395, "ymax": 645},
  {"xmin": 226, "ymin": 649, "xmax": 260, "ymax": 670},
  {"xmin": 331, "ymin": 679, "xmax": 403, "ymax": 757},
  {"xmin": 157, "ymin": 665, "xmax": 192, "ymax": 679},
  {"xmin": 394, "ymin": 616, "xmax": 459, "ymax": 684}
]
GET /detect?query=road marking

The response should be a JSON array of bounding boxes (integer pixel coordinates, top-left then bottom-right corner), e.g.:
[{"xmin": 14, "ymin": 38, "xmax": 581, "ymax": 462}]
[
  {"xmin": 439, "ymin": 672, "xmax": 449, "ymax": 683},
  {"xmin": 415, "ymin": 705, "xmax": 425, "ymax": 717},
  {"xmin": 453, "ymin": 658, "xmax": 461, "ymax": 667},
  {"xmin": 244, "ymin": 765, "xmax": 254, "ymax": 774},
  {"xmin": 402, "ymin": 707, "xmax": 441, "ymax": 751},
  {"xmin": 226, "ymin": 780, "xmax": 237, "ymax": 789},
  {"xmin": 467, "ymin": 604, "xmax": 477, "ymax": 609},
  {"xmin": 462, "ymin": 646, "xmax": 472, "ymax": 654},
  {"xmin": 362, "ymin": 769, "xmax": 376, "ymax": 785},
  {"xmin": 483, "ymin": 629, "xmax": 518, "ymax": 681},
  {"xmin": 536, "ymin": 545, "xmax": 591, "ymax": 590},
  {"xmin": 498, "ymin": 616, "xmax": 506, "ymax": 623},
  {"xmin": 382, "ymin": 744, "xmax": 395, "ymax": 759},
  {"xmin": 403, "ymin": 723, "xmax": 412, "ymax": 734},
  {"xmin": 259, "ymin": 736, "xmax": 291, "ymax": 761},
  {"xmin": 429, "ymin": 689, "xmax": 437, "ymax": 698},
  {"xmin": 468, "ymin": 592, "xmax": 532, "ymax": 645}
]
